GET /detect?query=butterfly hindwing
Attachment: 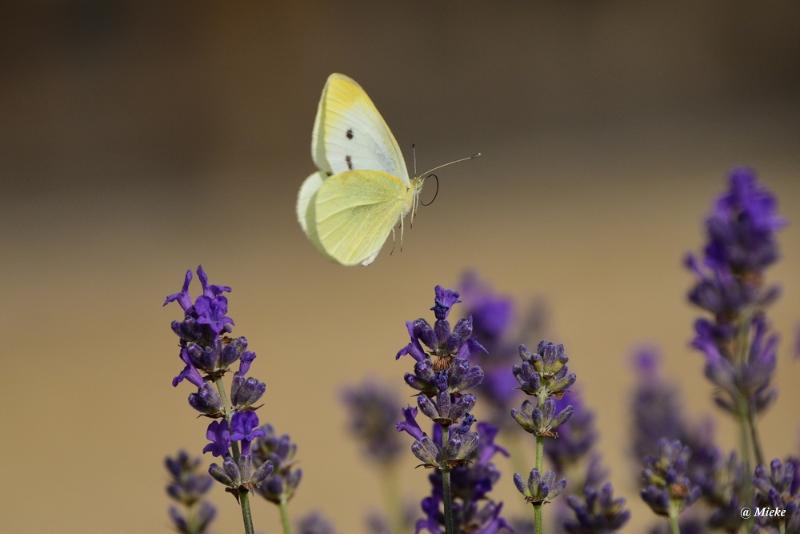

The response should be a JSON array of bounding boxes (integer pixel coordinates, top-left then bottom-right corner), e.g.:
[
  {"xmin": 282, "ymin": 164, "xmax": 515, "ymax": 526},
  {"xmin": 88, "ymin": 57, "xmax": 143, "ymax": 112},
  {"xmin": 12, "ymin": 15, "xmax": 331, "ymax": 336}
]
[
  {"xmin": 314, "ymin": 170, "xmax": 413, "ymax": 266},
  {"xmin": 296, "ymin": 172, "xmax": 331, "ymax": 257},
  {"xmin": 311, "ymin": 73, "xmax": 409, "ymax": 183}
]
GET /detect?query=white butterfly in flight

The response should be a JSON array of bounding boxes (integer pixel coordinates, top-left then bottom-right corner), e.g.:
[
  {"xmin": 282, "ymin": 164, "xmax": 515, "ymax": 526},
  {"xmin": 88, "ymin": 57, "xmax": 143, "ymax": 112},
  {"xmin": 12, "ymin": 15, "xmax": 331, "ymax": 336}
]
[{"xmin": 296, "ymin": 73, "xmax": 480, "ymax": 266}]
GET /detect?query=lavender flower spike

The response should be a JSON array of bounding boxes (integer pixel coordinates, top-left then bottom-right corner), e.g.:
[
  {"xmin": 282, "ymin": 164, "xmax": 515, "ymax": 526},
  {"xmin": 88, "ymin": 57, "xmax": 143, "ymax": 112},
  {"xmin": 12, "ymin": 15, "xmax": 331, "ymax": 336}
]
[
  {"xmin": 252, "ymin": 424, "xmax": 303, "ymax": 506},
  {"xmin": 296, "ymin": 511, "xmax": 337, "ymax": 534},
  {"xmin": 342, "ymin": 380, "xmax": 403, "ymax": 465},
  {"xmin": 511, "ymin": 340, "xmax": 576, "ymax": 533},
  {"xmin": 640, "ymin": 439, "xmax": 700, "ymax": 530},
  {"xmin": 564, "ymin": 482, "xmax": 630, "ymax": 533},
  {"xmin": 164, "ymin": 266, "xmax": 283, "ymax": 534},
  {"xmin": 686, "ymin": 169, "xmax": 785, "ymax": 472},
  {"xmin": 752, "ymin": 458, "xmax": 800, "ymax": 532},
  {"xmin": 165, "ymin": 450, "xmax": 216, "ymax": 534},
  {"xmin": 397, "ymin": 285, "xmax": 509, "ymax": 534}
]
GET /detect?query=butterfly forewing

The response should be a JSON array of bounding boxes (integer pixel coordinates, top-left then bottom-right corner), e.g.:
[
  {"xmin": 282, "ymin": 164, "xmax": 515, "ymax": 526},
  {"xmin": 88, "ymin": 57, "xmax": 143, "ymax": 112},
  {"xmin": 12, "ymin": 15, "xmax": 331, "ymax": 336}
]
[{"xmin": 312, "ymin": 74, "xmax": 409, "ymax": 183}]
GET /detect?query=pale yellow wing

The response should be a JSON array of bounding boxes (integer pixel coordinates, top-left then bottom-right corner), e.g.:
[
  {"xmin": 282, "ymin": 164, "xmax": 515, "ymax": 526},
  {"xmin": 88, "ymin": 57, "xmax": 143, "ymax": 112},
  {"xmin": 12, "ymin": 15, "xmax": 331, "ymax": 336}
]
[
  {"xmin": 314, "ymin": 170, "xmax": 413, "ymax": 266},
  {"xmin": 311, "ymin": 73, "xmax": 409, "ymax": 184},
  {"xmin": 296, "ymin": 172, "xmax": 330, "ymax": 257}
]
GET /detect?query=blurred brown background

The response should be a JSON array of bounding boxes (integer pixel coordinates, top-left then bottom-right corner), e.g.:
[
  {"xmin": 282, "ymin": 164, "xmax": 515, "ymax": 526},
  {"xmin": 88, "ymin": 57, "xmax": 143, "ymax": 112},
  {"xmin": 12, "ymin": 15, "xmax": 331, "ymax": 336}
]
[{"xmin": 1, "ymin": 1, "xmax": 799, "ymax": 532}]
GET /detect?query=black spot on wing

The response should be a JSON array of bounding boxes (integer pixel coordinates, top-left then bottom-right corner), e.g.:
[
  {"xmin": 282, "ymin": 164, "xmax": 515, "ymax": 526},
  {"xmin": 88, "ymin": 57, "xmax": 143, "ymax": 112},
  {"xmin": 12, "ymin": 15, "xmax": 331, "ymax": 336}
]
[
  {"xmin": 346, "ymin": 129, "xmax": 354, "ymax": 140},
  {"xmin": 345, "ymin": 155, "xmax": 353, "ymax": 170}
]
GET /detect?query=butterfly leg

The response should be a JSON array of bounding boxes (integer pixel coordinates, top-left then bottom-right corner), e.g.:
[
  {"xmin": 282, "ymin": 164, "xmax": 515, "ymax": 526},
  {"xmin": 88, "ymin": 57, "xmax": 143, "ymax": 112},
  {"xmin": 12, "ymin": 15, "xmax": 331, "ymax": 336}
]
[
  {"xmin": 389, "ymin": 226, "xmax": 397, "ymax": 256},
  {"xmin": 400, "ymin": 215, "xmax": 405, "ymax": 253}
]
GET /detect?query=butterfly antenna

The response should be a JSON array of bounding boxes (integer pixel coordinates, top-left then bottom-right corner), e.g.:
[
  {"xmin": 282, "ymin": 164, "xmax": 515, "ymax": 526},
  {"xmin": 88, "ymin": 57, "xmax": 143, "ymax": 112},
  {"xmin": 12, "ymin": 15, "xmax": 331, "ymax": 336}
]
[{"xmin": 417, "ymin": 152, "xmax": 482, "ymax": 178}]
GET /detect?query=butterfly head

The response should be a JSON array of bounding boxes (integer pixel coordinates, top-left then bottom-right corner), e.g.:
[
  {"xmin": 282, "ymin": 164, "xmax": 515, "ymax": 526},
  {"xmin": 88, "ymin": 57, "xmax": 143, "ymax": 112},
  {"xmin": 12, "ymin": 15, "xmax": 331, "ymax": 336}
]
[{"xmin": 408, "ymin": 152, "xmax": 481, "ymax": 221}]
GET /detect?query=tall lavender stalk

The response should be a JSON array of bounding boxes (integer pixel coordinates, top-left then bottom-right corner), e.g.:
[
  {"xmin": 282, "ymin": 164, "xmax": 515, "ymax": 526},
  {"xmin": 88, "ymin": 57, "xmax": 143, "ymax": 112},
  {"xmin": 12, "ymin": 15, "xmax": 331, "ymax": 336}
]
[
  {"xmin": 686, "ymin": 169, "xmax": 785, "ymax": 472},
  {"xmin": 396, "ymin": 285, "xmax": 510, "ymax": 533},
  {"xmin": 510, "ymin": 341, "xmax": 575, "ymax": 532},
  {"xmin": 165, "ymin": 266, "xmax": 272, "ymax": 534},
  {"xmin": 685, "ymin": 170, "xmax": 786, "ymax": 530}
]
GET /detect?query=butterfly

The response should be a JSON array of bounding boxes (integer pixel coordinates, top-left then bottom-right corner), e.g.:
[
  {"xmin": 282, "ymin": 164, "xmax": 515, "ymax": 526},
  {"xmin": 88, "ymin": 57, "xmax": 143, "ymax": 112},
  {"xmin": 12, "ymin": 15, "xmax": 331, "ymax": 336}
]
[{"xmin": 296, "ymin": 73, "xmax": 479, "ymax": 266}]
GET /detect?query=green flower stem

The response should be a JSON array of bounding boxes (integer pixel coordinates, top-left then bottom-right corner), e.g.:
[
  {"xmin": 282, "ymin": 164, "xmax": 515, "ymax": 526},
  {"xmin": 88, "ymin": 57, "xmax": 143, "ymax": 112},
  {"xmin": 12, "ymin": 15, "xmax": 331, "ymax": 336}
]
[
  {"xmin": 736, "ymin": 398, "xmax": 756, "ymax": 534},
  {"xmin": 279, "ymin": 497, "xmax": 293, "ymax": 534},
  {"xmin": 746, "ymin": 406, "xmax": 765, "ymax": 468},
  {"xmin": 214, "ymin": 377, "xmax": 255, "ymax": 534},
  {"xmin": 533, "ymin": 389, "xmax": 546, "ymax": 534},
  {"xmin": 732, "ymin": 310, "xmax": 764, "ymax": 467},
  {"xmin": 733, "ymin": 315, "xmax": 757, "ymax": 534},
  {"xmin": 240, "ymin": 494, "xmax": 255, "ymax": 534},
  {"xmin": 533, "ymin": 434, "xmax": 544, "ymax": 534},
  {"xmin": 441, "ymin": 426, "xmax": 455, "ymax": 534},
  {"xmin": 667, "ymin": 500, "xmax": 681, "ymax": 534},
  {"xmin": 533, "ymin": 503, "xmax": 543, "ymax": 534}
]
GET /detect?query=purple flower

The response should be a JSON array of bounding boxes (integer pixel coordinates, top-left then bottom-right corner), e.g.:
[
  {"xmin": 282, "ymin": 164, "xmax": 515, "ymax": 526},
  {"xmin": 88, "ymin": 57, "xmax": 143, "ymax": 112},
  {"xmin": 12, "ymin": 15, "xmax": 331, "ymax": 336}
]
[
  {"xmin": 564, "ymin": 482, "xmax": 630, "ymax": 533},
  {"xmin": 165, "ymin": 450, "xmax": 216, "ymax": 534},
  {"xmin": 513, "ymin": 469, "xmax": 566, "ymax": 505},
  {"xmin": 165, "ymin": 266, "xmax": 240, "ymax": 384},
  {"xmin": 202, "ymin": 420, "xmax": 231, "ymax": 458},
  {"xmin": 703, "ymin": 452, "xmax": 748, "ymax": 532},
  {"xmin": 398, "ymin": 286, "xmax": 509, "ymax": 533},
  {"xmin": 230, "ymin": 411, "xmax": 266, "ymax": 456},
  {"xmin": 196, "ymin": 265, "xmax": 232, "ymax": 298},
  {"xmin": 459, "ymin": 272, "xmax": 515, "ymax": 343},
  {"xmin": 753, "ymin": 458, "xmax": 800, "ymax": 531},
  {"xmin": 692, "ymin": 314, "xmax": 778, "ymax": 415},
  {"xmin": 165, "ymin": 266, "xmax": 282, "ymax": 532},
  {"xmin": 513, "ymin": 342, "xmax": 576, "ymax": 397},
  {"xmin": 172, "ymin": 348, "xmax": 205, "ymax": 388},
  {"xmin": 164, "ymin": 270, "xmax": 194, "ymax": 311},
  {"xmin": 397, "ymin": 287, "xmax": 486, "ymax": 369},
  {"xmin": 705, "ymin": 167, "xmax": 785, "ymax": 274},
  {"xmin": 188, "ymin": 383, "xmax": 223, "ymax": 416},
  {"xmin": 686, "ymin": 170, "xmax": 785, "ymax": 419},
  {"xmin": 194, "ymin": 294, "xmax": 233, "ymax": 336},
  {"xmin": 511, "ymin": 339, "xmax": 577, "ymax": 523},
  {"xmin": 397, "ymin": 407, "xmax": 426, "ymax": 442},
  {"xmin": 640, "ymin": 439, "xmax": 700, "ymax": 517},
  {"xmin": 237, "ymin": 351, "xmax": 257, "ymax": 376},
  {"xmin": 297, "ymin": 511, "xmax": 337, "ymax": 534},
  {"xmin": 511, "ymin": 398, "xmax": 573, "ymax": 437},
  {"xmin": 342, "ymin": 380, "xmax": 403, "ymax": 464},
  {"xmin": 630, "ymin": 347, "xmax": 691, "ymax": 460},
  {"xmin": 230, "ymin": 375, "xmax": 266, "ymax": 409},
  {"xmin": 629, "ymin": 347, "xmax": 722, "ymax": 504},
  {"xmin": 252, "ymin": 424, "xmax": 302, "ymax": 504},
  {"xmin": 431, "ymin": 285, "xmax": 461, "ymax": 320}
]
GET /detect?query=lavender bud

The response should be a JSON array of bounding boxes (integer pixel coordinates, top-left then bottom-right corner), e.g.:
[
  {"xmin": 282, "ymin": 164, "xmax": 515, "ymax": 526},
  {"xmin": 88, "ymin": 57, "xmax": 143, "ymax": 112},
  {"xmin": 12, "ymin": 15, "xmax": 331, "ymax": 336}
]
[
  {"xmin": 208, "ymin": 463, "xmax": 233, "ymax": 486},
  {"xmin": 188, "ymin": 383, "xmax": 223, "ymax": 415},
  {"xmin": 514, "ymin": 468, "xmax": 566, "ymax": 505},
  {"xmin": 230, "ymin": 375, "xmax": 266, "ymax": 409}
]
